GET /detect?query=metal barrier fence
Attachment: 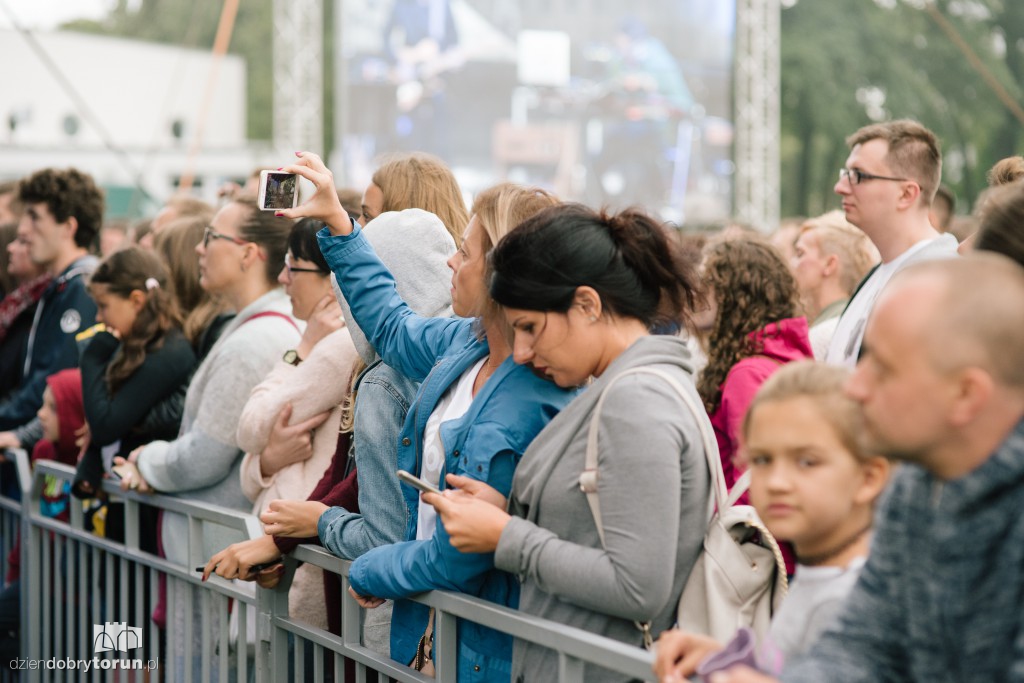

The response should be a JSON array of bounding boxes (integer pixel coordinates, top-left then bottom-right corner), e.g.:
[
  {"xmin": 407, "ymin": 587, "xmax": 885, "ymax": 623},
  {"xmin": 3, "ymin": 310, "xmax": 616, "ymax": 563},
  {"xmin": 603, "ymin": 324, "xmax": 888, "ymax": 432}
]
[{"xmin": 0, "ymin": 456, "xmax": 656, "ymax": 682}]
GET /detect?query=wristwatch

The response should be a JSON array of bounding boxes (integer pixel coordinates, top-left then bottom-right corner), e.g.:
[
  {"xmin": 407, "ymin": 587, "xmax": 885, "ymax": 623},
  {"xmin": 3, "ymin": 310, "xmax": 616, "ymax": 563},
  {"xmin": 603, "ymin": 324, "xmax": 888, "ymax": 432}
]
[{"xmin": 282, "ymin": 349, "xmax": 302, "ymax": 366}]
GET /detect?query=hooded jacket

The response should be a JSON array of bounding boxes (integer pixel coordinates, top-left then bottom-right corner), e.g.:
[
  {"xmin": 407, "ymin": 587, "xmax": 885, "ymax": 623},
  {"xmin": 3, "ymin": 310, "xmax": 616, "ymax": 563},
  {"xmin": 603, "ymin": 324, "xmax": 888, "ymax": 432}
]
[
  {"xmin": 7, "ymin": 368, "xmax": 85, "ymax": 583},
  {"xmin": 709, "ymin": 317, "xmax": 814, "ymax": 492},
  {"xmin": 494, "ymin": 335, "xmax": 711, "ymax": 683},
  {"xmin": 319, "ymin": 219, "xmax": 575, "ymax": 683}
]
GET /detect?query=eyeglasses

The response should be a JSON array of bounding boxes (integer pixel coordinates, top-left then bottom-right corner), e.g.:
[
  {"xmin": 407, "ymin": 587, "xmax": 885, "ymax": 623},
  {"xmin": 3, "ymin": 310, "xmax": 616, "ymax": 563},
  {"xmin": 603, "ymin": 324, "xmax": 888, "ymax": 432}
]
[
  {"xmin": 838, "ymin": 168, "xmax": 909, "ymax": 185},
  {"xmin": 283, "ymin": 253, "xmax": 323, "ymax": 278},
  {"xmin": 202, "ymin": 226, "xmax": 250, "ymax": 249}
]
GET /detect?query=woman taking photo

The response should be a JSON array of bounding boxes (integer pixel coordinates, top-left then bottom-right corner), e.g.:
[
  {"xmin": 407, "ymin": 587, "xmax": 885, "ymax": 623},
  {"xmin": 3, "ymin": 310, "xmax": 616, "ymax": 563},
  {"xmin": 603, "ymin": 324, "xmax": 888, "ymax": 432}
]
[
  {"xmin": 425, "ymin": 204, "xmax": 711, "ymax": 683},
  {"xmin": 278, "ymin": 151, "xmax": 573, "ymax": 682}
]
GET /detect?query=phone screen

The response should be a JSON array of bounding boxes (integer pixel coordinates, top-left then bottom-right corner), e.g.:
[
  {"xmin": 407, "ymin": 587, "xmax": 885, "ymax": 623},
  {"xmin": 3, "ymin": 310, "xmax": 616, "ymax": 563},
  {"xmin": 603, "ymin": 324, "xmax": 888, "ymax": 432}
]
[{"xmin": 260, "ymin": 171, "xmax": 298, "ymax": 211}]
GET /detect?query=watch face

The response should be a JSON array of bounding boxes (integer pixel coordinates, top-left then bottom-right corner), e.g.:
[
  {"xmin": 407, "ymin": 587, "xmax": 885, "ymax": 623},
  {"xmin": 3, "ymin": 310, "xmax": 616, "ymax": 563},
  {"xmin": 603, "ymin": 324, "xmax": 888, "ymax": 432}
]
[{"xmin": 283, "ymin": 350, "xmax": 299, "ymax": 365}]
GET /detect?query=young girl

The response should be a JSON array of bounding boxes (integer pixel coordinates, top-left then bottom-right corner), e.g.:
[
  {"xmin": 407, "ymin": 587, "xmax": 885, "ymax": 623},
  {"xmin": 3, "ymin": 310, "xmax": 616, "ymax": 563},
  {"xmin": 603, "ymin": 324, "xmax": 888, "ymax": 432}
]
[
  {"xmin": 73, "ymin": 247, "xmax": 197, "ymax": 503},
  {"xmin": 653, "ymin": 361, "xmax": 890, "ymax": 682},
  {"xmin": 697, "ymin": 238, "xmax": 813, "ymax": 496}
]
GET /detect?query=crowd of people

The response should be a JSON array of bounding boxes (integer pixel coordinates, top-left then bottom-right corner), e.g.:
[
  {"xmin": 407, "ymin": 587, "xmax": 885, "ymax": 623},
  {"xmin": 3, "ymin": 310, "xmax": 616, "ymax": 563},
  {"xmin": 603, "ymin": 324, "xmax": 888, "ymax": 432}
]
[{"xmin": 0, "ymin": 118, "xmax": 1023, "ymax": 682}]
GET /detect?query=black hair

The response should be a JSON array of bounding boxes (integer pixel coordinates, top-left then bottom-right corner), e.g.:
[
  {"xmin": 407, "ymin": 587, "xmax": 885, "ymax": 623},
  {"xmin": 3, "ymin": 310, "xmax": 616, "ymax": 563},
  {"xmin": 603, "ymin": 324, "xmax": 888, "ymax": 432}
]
[
  {"xmin": 18, "ymin": 168, "xmax": 105, "ymax": 250},
  {"xmin": 489, "ymin": 203, "xmax": 700, "ymax": 329},
  {"xmin": 288, "ymin": 218, "xmax": 330, "ymax": 273}
]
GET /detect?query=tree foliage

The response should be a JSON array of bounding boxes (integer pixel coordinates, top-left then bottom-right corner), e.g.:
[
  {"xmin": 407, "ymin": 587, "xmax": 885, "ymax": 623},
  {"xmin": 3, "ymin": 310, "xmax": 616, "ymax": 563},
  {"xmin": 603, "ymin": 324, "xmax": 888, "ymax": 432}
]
[{"xmin": 781, "ymin": 0, "xmax": 1024, "ymax": 218}]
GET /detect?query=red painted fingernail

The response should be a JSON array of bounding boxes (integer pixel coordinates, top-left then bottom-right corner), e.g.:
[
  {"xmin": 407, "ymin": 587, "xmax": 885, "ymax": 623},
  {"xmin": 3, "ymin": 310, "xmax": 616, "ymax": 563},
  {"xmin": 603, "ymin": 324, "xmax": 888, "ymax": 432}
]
[
  {"xmin": 276, "ymin": 167, "xmax": 283, "ymax": 171},
  {"xmin": 275, "ymin": 212, "xmax": 283, "ymax": 217}
]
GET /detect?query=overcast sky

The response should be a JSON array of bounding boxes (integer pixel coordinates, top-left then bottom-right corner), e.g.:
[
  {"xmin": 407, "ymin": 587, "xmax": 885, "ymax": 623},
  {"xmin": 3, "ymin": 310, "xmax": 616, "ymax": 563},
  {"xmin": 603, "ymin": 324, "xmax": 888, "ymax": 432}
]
[{"xmin": 0, "ymin": 0, "xmax": 115, "ymax": 30}]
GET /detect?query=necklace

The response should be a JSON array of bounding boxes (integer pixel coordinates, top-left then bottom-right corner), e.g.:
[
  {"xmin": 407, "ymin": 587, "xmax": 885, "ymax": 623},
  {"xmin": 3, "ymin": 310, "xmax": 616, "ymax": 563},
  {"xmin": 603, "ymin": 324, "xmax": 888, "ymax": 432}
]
[{"xmin": 797, "ymin": 523, "xmax": 872, "ymax": 567}]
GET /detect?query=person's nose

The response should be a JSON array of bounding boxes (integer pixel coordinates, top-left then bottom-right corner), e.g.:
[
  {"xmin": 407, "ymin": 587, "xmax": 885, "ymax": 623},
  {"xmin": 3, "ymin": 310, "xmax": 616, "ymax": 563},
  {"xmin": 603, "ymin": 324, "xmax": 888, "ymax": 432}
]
[
  {"xmin": 512, "ymin": 334, "xmax": 534, "ymax": 365},
  {"xmin": 277, "ymin": 266, "xmax": 289, "ymax": 286}
]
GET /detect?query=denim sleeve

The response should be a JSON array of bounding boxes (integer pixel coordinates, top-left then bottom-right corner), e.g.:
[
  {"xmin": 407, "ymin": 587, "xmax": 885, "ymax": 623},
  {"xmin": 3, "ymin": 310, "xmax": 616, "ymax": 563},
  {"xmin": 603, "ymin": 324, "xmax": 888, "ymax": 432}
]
[
  {"xmin": 317, "ymin": 226, "xmax": 465, "ymax": 382},
  {"xmin": 317, "ymin": 376, "xmax": 410, "ymax": 559},
  {"xmin": 348, "ymin": 449, "xmax": 518, "ymax": 600}
]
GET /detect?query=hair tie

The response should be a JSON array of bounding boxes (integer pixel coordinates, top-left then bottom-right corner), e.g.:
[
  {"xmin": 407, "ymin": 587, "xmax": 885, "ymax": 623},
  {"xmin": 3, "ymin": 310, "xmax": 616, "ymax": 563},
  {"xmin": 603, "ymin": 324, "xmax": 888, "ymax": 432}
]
[{"xmin": 145, "ymin": 278, "xmax": 160, "ymax": 291}]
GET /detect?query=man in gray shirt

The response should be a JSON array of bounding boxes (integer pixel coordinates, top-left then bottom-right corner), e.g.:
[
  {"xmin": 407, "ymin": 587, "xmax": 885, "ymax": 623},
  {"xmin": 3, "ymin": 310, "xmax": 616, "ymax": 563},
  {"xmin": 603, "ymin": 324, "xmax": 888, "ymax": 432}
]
[{"xmin": 715, "ymin": 254, "xmax": 1024, "ymax": 683}]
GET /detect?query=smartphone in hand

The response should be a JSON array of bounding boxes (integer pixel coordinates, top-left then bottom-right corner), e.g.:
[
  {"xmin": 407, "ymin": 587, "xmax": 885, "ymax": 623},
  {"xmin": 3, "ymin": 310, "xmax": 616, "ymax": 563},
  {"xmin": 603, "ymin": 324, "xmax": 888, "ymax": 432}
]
[
  {"xmin": 397, "ymin": 469, "xmax": 442, "ymax": 496},
  {"xmin": 258, "ymin": 170, "xmax": 299, "ymax": 211}
]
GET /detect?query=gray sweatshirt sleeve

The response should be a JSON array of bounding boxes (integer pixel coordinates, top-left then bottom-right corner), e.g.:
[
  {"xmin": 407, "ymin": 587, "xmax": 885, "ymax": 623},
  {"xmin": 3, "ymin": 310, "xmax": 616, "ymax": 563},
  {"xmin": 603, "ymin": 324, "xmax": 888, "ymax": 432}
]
[
  {"xmin": 495, "ymin": 374, "xmax": 695, "ymax": 622},
  {"xmin": 782, "ymin": 480, "xmax": 909, "ymax": 682},
  {"xmin": 138, "ymin": 349, "xmax": 265, "ymax": 493}
]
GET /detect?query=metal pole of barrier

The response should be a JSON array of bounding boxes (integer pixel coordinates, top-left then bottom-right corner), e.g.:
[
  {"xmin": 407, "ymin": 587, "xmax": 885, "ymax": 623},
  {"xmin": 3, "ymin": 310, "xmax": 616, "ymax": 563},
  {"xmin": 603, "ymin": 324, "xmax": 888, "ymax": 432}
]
[{"xmin": 434, "ymin": 608, "xmax": 457, "ymax": 681}]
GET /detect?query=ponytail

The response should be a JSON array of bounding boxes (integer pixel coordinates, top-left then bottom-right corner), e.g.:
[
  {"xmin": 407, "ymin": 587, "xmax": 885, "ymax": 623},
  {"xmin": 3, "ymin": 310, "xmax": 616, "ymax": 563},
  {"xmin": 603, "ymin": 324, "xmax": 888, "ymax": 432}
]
[
  {"xmin": 89, "ymin": 247, "xmax": 182, "ymax": 395},
  {"xmin": 489, "ymin": 204, "xmax": 700, "ymax": 329}
]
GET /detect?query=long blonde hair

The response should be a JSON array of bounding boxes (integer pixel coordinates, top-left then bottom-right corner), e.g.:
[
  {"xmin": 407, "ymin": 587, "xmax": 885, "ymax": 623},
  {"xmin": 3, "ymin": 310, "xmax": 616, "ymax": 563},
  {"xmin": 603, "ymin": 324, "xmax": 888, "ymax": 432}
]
[{"xmin": 372, "ymin": 153, "xmax": 469, "ymax": 244}]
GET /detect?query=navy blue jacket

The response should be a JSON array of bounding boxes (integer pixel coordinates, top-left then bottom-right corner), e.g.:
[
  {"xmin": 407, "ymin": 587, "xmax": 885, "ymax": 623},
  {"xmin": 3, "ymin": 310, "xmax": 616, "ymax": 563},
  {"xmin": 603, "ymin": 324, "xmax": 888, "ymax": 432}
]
[{"xmin": 0, "ymin": 255, "xmax": 97, "ymax": 431}]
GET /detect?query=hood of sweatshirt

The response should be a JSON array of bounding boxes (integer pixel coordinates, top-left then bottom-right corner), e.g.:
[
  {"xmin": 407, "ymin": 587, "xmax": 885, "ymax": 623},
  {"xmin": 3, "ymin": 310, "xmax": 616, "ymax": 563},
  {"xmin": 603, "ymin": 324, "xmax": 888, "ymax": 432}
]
[
  {"xmin": 45, "ymin": 367, "xmax": 85, "ymax": 463},
  {"xmin": 745, "ymin": 316, "xmax": 813, "ymax": 364}
]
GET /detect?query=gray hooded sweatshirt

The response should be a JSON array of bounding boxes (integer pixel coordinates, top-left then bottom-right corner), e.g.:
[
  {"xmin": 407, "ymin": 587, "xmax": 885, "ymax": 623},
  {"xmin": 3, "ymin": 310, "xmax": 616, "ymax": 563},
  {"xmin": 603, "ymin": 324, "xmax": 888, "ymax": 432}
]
[{"xmin": 495, "ymin": 334, "xmax": 710, "ymax": 683}]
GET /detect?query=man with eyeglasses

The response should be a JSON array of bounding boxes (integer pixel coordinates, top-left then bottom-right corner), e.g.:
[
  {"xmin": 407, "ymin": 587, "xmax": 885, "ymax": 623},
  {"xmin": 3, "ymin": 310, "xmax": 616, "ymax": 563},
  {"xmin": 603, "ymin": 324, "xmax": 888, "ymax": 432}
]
[{"xmin": 824, "ymin": 119, "xmax": 958, "ymax": 368}]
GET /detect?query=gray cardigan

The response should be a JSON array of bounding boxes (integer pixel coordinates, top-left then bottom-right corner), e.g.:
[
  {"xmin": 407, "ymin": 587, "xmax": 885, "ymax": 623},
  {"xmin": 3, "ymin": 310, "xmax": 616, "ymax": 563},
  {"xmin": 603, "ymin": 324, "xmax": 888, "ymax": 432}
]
[
  {"xmin": 138, "ymin": 288, "xmax": 301, "ymax": 565},
  {"xmin": 495, "ymin": 335, "xmax": 710, "ymax": 683}
]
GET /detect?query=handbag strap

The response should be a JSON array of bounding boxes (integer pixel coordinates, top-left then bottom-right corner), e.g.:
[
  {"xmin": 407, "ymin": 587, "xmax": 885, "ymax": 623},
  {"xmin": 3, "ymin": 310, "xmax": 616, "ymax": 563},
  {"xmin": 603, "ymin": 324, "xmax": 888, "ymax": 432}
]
[
  {"xmin": 581, "ymin": 366, "xmax": 736, "ymax": 549},
  {"xmin": 580, "ymin": 365, "xmax": 734, "ymax": 649}
]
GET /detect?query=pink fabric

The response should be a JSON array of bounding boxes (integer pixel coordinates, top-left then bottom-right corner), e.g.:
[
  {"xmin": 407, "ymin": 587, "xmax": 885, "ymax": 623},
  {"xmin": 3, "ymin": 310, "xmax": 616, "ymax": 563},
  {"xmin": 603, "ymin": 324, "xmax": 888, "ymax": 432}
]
[
  {"xmin": 709, "ymin": 317, "xmax": 812, "ymax": 575},
  {"xmin": 709, "ymin": 317, "xmax": 813, "ymax": 493}
]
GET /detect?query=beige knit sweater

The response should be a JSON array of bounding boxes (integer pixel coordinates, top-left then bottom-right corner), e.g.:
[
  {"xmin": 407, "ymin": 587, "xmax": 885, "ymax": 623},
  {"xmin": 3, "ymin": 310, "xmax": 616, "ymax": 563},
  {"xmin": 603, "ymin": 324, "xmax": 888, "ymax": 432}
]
[{"xmin": 236, "ymin": 325, "xmax": 359, "ymax": 629}]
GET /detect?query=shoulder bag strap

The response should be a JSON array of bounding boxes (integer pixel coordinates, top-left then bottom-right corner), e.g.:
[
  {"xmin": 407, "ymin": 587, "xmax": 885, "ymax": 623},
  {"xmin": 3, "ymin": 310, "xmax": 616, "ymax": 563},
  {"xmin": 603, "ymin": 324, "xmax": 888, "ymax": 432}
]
[{"xmin": 241, "ymin": 310, "xmax": 300, "ymax": 333}]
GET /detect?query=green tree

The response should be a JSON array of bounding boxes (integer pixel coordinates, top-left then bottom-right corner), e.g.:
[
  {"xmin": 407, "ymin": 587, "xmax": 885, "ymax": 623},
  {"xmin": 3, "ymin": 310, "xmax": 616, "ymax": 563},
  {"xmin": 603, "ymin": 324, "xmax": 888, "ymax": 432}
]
[{"xmin": 780, "ymin": 0, "xmax": 1024, "ymax": 219}]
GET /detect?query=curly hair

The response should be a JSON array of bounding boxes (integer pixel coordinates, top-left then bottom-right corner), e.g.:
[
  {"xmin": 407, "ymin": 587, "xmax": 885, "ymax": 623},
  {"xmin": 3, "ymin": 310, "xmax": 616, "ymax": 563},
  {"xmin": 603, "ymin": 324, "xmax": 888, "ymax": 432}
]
[
  {"xmin": 89, "ymin": 247, "xmax": 182, "ymax": 395},
  {"xmin": 697, "ymin": 237, "xmax": 800, "ymax": 413},
  {"xmin": 17, "ymin": 168, "xmax": 105, "ymax": 249}
]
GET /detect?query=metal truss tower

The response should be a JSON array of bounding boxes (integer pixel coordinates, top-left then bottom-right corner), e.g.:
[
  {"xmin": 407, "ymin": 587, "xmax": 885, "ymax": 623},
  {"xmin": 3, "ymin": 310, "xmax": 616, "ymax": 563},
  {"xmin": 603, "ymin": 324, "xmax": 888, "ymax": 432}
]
[
  {"xmin": 734, "ymin": 0, "xmax": 781, "ymax": 231},
  {"xmin": 273, "ymin": 0, "xmax": 324, "ymax": 155}
]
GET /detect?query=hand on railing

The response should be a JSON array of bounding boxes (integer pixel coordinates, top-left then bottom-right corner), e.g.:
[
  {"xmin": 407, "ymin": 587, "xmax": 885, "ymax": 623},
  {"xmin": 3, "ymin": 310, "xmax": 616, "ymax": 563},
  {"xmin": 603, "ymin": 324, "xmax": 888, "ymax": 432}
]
[
  {"xmin": 112, "ymin": 456, "xmax": 153, "ymax": 493},
  {"xmin": 0, "ymin": 431, "xmax": 20, "ymax": 460},
  {"xmin": 422, "ymin": 474, "xmax": 510, "ymax": 553},
  {"xmin": 260, "ymin": 498, "xmax": 328, "ymax": 538},
  {"xmin": 203, "ymin": 533, "xmax": 285, "ymax": 584},
  {"xmin": 347, "ymin": 586, "xmax": 385, "ymax": 609},
  {"xmin": 652, "ymin": 628, "xmax": 722, "ymax": 683},
  {"xmin": 276, "ymin": 151, "xmax": 352, "ymax": 235}
]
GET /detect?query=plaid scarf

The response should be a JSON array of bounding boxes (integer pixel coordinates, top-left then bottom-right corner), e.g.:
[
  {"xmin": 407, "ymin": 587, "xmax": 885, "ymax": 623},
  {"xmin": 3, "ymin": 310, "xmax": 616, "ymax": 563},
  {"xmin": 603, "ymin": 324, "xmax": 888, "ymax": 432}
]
[{"xmin": 0, "ymin": 273, "xmax": 52, "ymax": 343}]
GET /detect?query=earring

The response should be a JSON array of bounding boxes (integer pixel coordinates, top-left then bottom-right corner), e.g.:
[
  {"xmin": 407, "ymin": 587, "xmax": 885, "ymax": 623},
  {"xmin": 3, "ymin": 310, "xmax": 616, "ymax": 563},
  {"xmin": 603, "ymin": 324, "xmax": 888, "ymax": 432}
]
[{"xmin": 588, "ymin": 315, "xmax": 597, "ymax": 322}]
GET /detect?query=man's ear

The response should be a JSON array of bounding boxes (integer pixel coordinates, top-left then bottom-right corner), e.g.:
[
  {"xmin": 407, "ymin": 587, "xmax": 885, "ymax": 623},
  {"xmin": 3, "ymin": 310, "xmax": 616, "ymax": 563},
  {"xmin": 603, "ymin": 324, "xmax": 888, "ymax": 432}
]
[
  {"xmin": 897, "ymin": 181, "xmax": 922, "ymax": 210},
  {"xmin": 948, "ymin": 367, "xmax": 994, "ymax": 428},
  {"xmin": 64, "ymin": 216, "xmax": 79, "ymax": 243}
]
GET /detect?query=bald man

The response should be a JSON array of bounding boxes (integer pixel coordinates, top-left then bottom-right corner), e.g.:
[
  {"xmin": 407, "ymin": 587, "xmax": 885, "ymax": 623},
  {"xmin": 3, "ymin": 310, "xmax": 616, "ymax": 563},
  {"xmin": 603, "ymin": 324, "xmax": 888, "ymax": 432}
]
[{"xmin": 666, "ymin": 254, "xmax": 1024, "ymax": 683}]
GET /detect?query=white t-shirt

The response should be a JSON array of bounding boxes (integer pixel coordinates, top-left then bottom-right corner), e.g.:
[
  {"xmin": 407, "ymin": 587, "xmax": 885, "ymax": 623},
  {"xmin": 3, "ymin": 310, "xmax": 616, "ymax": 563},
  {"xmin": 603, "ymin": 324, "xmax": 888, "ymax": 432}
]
[
  {"xmin": 416, "ymin": 357, "xmax": 486, "ymax": 541},
  {"xmin": 824, "ymin": 239, "xmax": 933, "ymax": 368},
  {"xmin": 767, "ymin": 556, "xmax": 866, "ymax": 663}
]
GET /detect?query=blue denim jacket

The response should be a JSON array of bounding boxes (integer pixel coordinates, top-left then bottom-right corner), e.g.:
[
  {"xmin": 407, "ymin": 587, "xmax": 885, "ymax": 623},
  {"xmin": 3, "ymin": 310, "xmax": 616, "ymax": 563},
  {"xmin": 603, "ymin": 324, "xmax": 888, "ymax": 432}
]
[
  {"xmin": 319, "ymin": 226, "xmax": 576, "ymax": 682},
  {"xmin": 318, "ymin": 360, "xmax": 419, "ymax": 559}
]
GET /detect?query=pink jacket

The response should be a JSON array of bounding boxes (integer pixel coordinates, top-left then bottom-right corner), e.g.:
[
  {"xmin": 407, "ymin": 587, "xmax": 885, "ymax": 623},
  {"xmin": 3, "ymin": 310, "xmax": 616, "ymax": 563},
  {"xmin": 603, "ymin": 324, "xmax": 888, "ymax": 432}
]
[{"xmin": 709, "ymin": 317, "xmax": 813, "ymax": 492}]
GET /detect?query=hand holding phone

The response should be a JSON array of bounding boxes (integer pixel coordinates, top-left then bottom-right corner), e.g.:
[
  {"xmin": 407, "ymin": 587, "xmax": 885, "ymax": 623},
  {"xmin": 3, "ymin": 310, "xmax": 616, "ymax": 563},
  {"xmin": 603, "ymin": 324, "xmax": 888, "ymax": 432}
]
[
  {"xmin": 258, "ymin": 170, "xmax": 299, "ymax": 211},
  {"xmin": 397, "ymin": 469, "xmax": 442, "ymax": 496}
]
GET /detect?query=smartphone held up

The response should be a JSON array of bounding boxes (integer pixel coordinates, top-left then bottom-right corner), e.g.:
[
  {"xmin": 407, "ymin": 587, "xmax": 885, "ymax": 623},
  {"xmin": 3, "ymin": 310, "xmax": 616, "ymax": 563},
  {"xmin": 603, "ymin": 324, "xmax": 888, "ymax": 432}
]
[{"xmin": 258, "ymin": 170, "xmax": 299, "ymax": 211}]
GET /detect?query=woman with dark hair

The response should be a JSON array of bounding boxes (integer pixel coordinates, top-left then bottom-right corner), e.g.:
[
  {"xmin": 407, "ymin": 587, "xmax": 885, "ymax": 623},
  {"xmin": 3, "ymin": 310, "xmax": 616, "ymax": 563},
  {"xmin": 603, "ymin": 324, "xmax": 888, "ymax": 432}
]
[
  {"xmin": 975, "ymin": 182, "xmax": 1024, "ymax": 265},
  {"xmin": 275, "ymin": 151, "xmax": 573, "ymax": 682},
  {"xmin": 228, "ymin": 217, "xmax": 360, "ymax": 632},
  {"xmin": 115, "ymin": 196, "xmax": 300, "ymax": 551},
  {"xmin": 696, "ymin": 237, "xmax": 813, "ymax": 495},
  {"xmin": 425, "ymin": 203, "xmax": 712, "ymax": 683}
]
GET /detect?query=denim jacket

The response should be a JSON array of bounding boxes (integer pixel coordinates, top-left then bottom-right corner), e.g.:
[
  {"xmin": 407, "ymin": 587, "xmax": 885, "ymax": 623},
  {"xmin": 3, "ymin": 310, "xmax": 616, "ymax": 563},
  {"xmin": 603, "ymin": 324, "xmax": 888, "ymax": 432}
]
[
  {"xmin": 318, "ymin": 360, "xmax": 418, "ymax": 559},
  {"xmin": 319, "ymin": 226, "xmax": 575, "ymax": 682}
]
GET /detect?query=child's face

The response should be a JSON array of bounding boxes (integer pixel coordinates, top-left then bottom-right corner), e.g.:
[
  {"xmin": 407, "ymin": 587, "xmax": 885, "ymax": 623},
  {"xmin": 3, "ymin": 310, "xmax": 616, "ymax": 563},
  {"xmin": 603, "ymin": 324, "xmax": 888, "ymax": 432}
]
[
  {"xmin": 37, "ymin": 387, "xmax": 59, "ymax": 443},
  {"xmin": 745, "ymin": 396, "xmax": 877, "ymax": 558},
  {"xmin": 90, "ymin": 283, "xmax": 140, "ymax": 338}
]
